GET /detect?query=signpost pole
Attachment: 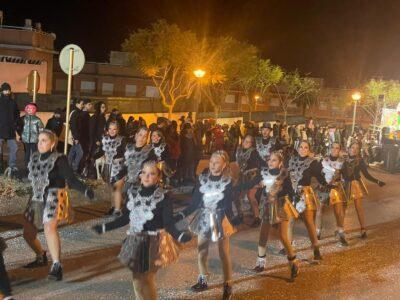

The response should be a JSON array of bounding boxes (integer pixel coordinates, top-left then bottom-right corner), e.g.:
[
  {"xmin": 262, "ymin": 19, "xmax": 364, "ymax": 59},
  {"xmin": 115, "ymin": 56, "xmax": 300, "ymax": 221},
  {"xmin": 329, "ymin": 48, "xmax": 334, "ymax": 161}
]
[
  {"xmin": 63, "ymin": 48, "xmax": 74, "ymax": 155},
  {"xmin": 32, "ymin": 70, "xmax": 38, "ymax": 103}
]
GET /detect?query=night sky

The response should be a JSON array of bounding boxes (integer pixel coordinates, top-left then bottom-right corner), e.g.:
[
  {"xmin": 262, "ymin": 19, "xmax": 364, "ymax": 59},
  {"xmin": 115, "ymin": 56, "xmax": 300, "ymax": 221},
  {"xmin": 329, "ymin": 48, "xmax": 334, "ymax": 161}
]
[{"xmin": 2, "ymin": 0, "xmax": 400, "ymax": 87}]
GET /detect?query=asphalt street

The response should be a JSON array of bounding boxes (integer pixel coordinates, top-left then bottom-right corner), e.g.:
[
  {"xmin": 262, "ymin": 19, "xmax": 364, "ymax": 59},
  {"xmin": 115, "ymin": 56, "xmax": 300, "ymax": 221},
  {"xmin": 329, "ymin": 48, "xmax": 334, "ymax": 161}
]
[{"xmin": 1, "ymin": 167, "xmax": 400, "ymax": 299}]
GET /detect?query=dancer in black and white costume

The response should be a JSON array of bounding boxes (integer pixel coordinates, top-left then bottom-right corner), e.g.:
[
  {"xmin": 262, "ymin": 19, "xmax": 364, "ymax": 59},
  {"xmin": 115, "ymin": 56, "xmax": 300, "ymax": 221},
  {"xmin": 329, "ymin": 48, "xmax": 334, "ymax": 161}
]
[
  {"xmin": 102, "ymin": 121, "xmax": 126, "ymax": 216},
  {"xmin": 124, "ymin": 126, "xmax": 157, "ymax": 196},
  {"xmin": 235, "ymin": 134, "xmax": 263, "ymax": 226},
  {"xmin": 151, "ymin": 129, "xmax": 174, "ymax": 186},
  {"xmin": 315, "ymin": 142, "xmax": 348, "ymax": 245},
  {"xmin": 255, "ymin": 122, "xmax": 281, "ymax": 163},
  {"xmin": 287, "ymin": 141, "xmax": 327, "ymax": 260},
  {"xmin": 175, "ymin": 150, "xmax": 236, "ymax": 300},
  {"xmin": 238, "ymin": 151, "xmax": 300, "ymax": 280},
  {"xmin": 342, "ymin": 142, "xmax": 385, "ymax": 239},
  {"xmin": 94, "ymin": 161, "xmax": 191, "ymax": 300},
  {"xmin": 22, "ymin": 130, "xmax": 94, "ymax": 281}
]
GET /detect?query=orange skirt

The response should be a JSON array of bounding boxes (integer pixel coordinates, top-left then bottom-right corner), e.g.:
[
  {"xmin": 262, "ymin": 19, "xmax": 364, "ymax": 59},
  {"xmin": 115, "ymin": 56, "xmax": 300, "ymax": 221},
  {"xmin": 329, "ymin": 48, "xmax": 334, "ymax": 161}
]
[{"xmin": 302, "ymin": 186, "xmax": 320, "ymax": 211}]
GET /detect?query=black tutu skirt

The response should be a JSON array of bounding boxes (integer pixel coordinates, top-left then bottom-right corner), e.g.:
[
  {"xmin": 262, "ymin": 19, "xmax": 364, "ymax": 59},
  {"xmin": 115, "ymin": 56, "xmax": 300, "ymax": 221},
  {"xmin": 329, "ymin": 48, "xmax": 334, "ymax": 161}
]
[
  {"xmin": 118, "ymin": 230, "xmax": 179, "ymax": 273},
  {"xmin": 190, "ymin": 209, "xmax": 236, "ymax": 241}
]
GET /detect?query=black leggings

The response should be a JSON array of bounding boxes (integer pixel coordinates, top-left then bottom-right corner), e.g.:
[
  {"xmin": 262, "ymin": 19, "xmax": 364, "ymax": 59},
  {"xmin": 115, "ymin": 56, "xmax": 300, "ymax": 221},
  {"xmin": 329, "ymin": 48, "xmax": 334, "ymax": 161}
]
[{"xmin": 0, "ymin": 252, "xmax": 12, "ymax": 297}]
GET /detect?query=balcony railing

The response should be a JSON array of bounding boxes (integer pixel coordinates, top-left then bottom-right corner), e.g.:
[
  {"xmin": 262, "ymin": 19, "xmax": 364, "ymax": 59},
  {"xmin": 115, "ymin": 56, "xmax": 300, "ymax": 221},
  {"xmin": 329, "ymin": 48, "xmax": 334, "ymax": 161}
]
[{"xmin": 0, "ymin": 25, "xmax": 55, "ymax": 37}]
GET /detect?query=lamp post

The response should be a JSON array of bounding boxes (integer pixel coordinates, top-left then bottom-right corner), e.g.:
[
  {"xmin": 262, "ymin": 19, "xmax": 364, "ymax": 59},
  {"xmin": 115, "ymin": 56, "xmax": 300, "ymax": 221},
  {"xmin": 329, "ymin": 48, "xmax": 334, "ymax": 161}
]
[
  {"xmin": 193, "ymin": 69, "xmax": 206, "ymax": 121},
  {"xmin": 351, "ymin": 91, "xmax": 361, "ymax": 135},
  {"xmin": 250, "ymin": 94, "xmax": 260, "ymax": 121}
]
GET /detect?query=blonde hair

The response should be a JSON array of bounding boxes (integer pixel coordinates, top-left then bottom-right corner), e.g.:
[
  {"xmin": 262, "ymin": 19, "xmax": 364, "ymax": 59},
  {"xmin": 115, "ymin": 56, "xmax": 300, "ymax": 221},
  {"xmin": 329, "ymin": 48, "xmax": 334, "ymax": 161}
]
[
  {"xmin": 270, "ymin": 150, "xmax": 284, "ymax": 163},
  {"xmin": 141, "ymin": 160, "xmax": 162, "ymax": 177},
  {"xmin": 39, "ymin": 129, "xmax": 58, "ymax": 151},
  {"xmin": 210, "ymin": 150, "xmax": 231, "ymax": 178}
]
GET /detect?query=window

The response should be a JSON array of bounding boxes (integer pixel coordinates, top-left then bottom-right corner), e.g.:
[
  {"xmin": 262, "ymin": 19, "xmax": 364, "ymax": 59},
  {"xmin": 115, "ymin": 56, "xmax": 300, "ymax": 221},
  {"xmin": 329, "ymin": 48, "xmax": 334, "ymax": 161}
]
[
  {"xmin": 125, "ymin": 84, "xmax": 137, "ymax": 97},
  {"xmin": 145, "ymin": 86, "xmax": 159, "ymax": 98},
  {"xmin": 81, "ymin": 81, "xmax": 96, "ymax": 93},
  {"xmin": 241, "ymin": 95, "xmax": 249, "ymax": 104},
  {"xmin": 270, "ymin": 98, "xmax": 280, "ymax": 106},
  {"xmin": 225, "ymin": 94, "xmax": 236, "ymax": 104},
  {"xmin": 55, "ymin": 79, "xmax": 67, "ymax": 92},
  {"xmin": 102, "ymin": 83, "xmax": 114, "ymax": 96}
]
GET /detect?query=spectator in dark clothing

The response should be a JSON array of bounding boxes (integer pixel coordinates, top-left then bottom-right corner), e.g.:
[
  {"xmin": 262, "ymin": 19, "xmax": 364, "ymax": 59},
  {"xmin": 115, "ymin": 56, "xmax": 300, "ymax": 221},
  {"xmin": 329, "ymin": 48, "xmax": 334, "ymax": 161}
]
[
  {"xmin": 165, "ymin": 121, "xmax": 180, "ymax": 181},
  {"xmin": 89, "ymin": 101, "xmax": 107, "ymax": 163},
  {"xmin": 80, "ymin": 99, "xmax": 93, "ymax": 147},
  {"xmin": 273, "ymin": 120, "xmax": 282, "ymax": 139},
  {"xmin": 89, "ymin": 101, "xmax": 107, "ymax": 149},
  {"xmin": 68, "ymin": 99, "xmax": 84, "ymax": 172},
  {"xmin": 46, "ymin": 109, "xmax": 64, "ymax": 137},
  {"xmin": 0, "ymin": 82, "xmax": 20, "ymax": 174},
  {"xmin": 138, "ymin": 116, "xmax": 147, "ymax": 128},
  {"xmin": 178, "ymin": 123, "xmax": 197, "ymax": 184}
]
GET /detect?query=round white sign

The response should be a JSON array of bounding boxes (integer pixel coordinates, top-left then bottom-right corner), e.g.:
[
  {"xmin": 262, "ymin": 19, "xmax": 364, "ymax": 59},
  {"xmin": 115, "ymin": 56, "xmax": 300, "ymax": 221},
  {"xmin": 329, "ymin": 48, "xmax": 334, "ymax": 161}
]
[{"xmin": 59, "ymin": 44, "xmax": 85, "ymax": 75}]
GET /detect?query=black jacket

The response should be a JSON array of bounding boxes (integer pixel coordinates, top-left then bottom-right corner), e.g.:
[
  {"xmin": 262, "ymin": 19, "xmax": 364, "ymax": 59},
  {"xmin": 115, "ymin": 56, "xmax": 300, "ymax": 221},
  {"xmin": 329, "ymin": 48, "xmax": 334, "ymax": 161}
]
[
  {"xmin": 80, "ymin": 110, "xmax": 91, "ymax": 142},
  {"xmin": 0, "ymin": 95, "xmax": 20, "ymax": 139},
  {"xmin": 46, "ymin": 117, "xmax": 63, "ymax": 137},
  {"xmin": 69, "ymin": 109, "xmax": 82, "ymax": 141},
  {"xmin": 89, "ymin": 113, "xmax": 106, "ymax": 145}
]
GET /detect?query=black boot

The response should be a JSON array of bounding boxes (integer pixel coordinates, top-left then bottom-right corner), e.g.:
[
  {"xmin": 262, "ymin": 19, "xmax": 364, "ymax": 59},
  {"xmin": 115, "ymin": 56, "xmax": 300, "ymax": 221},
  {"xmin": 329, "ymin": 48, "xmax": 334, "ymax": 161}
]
[
  {"xmin": 191, "ymin": 275, "xmax": 208, "ymax": 292},
  {"xmin": 360, "ymin": 229, "xmax": 367, "ymax": 239},
  {"xmin": 313, "ymin": 246, "xmax": 322, "ymax": 260},
  {"xmin": 288, "ymin": 255, "xmax": 299, "ymax": 281},
  {"xmin": 48, "ymin": 262, "xmax": 63, "ymax": 281},
  {"xmin": 222, "ymin": 282, "xmax": 233, "ymax": 300},
  {"xmin": 23, "ymin": 251, "xmax": 48, "ymax": 268}
]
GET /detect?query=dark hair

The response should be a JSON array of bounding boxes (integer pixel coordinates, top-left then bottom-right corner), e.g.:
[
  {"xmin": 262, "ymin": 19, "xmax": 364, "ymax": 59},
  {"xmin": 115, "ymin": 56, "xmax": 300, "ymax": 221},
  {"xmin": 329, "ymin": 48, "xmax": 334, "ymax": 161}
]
[
  {"xmin": 107, "ymin": 121, "xmax": 119, "ymax": 131},
  {"xmin": 94, "ymin": 101, "xmax": 106, "ymax": 115},
  {"xmin": 83, "ymin": 98, "xmax": 92, "ymax": 105},
  {"xmin": 151, "ymin": 129, "xmax": 165, "ymax": 142}
]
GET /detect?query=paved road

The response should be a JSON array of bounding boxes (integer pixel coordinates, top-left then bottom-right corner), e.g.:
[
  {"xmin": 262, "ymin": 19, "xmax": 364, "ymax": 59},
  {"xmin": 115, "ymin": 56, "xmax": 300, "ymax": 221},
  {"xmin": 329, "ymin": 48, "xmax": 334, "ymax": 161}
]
[{"xmin": 2, "ymin": 168, "xmax": 400, "ymax": 299}]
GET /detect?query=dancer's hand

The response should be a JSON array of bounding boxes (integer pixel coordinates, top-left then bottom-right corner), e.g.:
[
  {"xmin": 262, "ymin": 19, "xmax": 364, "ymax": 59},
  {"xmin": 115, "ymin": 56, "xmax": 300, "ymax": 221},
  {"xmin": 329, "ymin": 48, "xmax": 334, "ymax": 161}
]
[
  {"xmin": 377, "ymin": 180, "xmax": 386, "ymax": 187},
  {"xmin": 178, "ymin": 231, "xmax": 192, "ymax": 243},
  {"xmin": 85, "ymin": 188, "xmax": 95, "ymax": 200}
]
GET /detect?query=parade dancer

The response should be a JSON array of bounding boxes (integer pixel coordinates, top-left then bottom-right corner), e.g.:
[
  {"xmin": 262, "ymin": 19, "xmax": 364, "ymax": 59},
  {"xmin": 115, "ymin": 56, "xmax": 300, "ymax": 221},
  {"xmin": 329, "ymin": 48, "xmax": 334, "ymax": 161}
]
[
  {"xmin": 175, "ymin": 150, "xmax": 236, "ymax": 300},
  {"xmin": 93, "ymin": 161, "xmax": 191, "ymax": 300},
  {"xmin": 255, "ymin": 122, "xmax": 281, "ymax": 163},
  {"xmin": 235, "ymin": 134, "xmax": 262, "ymax": 226},
  {"xmin": 288, "ymin": 141, "xmax": 327, "ymax": 260},
  {"xmin": 102, "ymin": 121, "xmax": 126, "ymax": 216},
  {"xmin": 151, "ymin": 129, "xmax": 174, "ymax": 186},
  {"xmin": 124, "ymin": 126, "xmax": 157, "ymax": 196},
  {"xmin": 342, "ymin": 142, "xmax": 385, "ymax": 238},
  {"xmin": 22, "ymin": 130, "xmax": 94, "ymax": 280},
  {"xmin": 0, "ymin": 237, "xmax": 14, "ymax": 300},
  {"xmin": 239, "ymin": 151, "xmax": 300, "ymax": 280},
  {"xmin": 315, "ymin": 142, "xmax": 348, "ymax": 245}
]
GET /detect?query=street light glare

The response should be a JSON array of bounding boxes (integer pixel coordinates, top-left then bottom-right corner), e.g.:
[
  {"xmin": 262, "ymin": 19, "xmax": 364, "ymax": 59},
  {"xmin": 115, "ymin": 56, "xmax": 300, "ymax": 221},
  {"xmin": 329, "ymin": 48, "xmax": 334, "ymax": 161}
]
[
  {"xmin": 194, "ymin": 69, "xmax": 206, "ymax": 78},
  {"xmin": 254, "ymin": 95, "xmax": 260, "ymax": 100},
  {"xmin": 352, "ymin": 91, "xmax": 362, "ymax": 101}
]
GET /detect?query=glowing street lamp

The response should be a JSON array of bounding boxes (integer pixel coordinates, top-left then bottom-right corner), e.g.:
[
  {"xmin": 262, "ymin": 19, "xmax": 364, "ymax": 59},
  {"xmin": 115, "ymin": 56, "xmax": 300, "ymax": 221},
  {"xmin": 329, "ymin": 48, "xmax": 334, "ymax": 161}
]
[
  {"xmin": 254, "ymin": 94, "xmax": 260, "ymax": 101},
  {"xmin": 193, "ymin": 69, "xmax": 206, "ymax": 118},
  {"xmin": 193, "ymin": 69, "xmax": 206, "ymax": 78},
  {"xmin": 351, "ymin": 91, "xmax": 362, "ymax": 135}
]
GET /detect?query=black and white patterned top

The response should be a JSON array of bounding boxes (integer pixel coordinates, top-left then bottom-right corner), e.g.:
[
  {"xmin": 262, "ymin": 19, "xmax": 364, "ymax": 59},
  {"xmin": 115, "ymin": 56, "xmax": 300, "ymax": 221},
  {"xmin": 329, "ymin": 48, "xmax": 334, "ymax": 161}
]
[
  {"xmin": 288, "ymin": 155, "xmax": 326, "ymax": 192},
  {"xmin": 28, "ymin": 151, "xmax": 62, "ymax": 202}
]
